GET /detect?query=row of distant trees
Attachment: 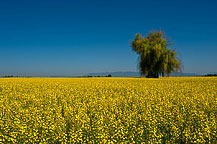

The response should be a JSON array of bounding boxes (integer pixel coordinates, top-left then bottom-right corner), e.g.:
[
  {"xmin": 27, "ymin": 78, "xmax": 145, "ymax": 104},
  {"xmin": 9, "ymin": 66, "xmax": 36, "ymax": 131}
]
[
  {"xmin": 3, "ymin": 75, "xmax": 15, "ymax": 77},
  {"xmin": 204, "ymin": 74, "xmax": 217, "ymax": 76},
  {"xmin": 87, "ymin": 74, "xmax": 112, "ymax": 77},
  {"xmin": 2, "ymin": 74, "xmax": 216, "ymax": 78}
]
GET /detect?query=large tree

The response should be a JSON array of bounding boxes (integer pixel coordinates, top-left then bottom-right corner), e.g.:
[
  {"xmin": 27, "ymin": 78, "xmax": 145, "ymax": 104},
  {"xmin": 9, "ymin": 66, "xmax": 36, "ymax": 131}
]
[{"xmin": 131, "ymin": 31, "xmax": 182, "ymax": 78}]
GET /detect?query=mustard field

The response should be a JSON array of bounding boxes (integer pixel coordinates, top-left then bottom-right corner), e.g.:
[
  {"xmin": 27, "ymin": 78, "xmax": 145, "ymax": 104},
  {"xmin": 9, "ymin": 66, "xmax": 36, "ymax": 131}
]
[{"xmin": 0, "ymin": 77, "xmax": 216, "ymax": 143}]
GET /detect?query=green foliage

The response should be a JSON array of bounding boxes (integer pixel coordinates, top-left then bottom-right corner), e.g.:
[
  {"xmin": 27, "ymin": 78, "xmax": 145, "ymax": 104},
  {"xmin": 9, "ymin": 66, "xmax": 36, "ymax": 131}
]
[
  {"xmin": 107, "ymin": 74, "xmax": 112, "ymax": 77},
  {"xmin": 131, "ymin": 31, "xmax": 182, "ymax": 78}
]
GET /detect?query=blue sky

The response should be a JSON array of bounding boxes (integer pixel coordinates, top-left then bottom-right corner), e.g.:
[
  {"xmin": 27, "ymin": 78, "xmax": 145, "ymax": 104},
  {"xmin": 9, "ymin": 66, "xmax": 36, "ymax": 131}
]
[{"xmin": 0, "ymin": 0, "xmax": 217, "ymax": 76}]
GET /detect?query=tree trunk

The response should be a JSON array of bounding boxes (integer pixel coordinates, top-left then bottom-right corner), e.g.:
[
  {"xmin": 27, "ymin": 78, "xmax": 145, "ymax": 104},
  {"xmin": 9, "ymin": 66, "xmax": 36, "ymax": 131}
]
[{"xmin": 146, "ymin": 71, "xmax": 159, "ymax": 78}]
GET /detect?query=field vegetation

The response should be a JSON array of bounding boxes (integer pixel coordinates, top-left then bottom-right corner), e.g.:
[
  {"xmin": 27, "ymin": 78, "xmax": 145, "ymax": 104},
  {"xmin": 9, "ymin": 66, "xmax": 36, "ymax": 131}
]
[{"xmin": 0, "ymin": 77, "xmax": 216, "ymax": 143}]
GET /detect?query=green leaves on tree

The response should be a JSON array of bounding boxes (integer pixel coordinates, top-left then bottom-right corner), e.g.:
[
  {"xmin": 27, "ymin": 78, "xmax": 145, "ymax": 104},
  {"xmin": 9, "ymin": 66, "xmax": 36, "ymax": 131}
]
[{"xmin": 131, "ymin": 31, "xmax": 182, "ymax": 78}]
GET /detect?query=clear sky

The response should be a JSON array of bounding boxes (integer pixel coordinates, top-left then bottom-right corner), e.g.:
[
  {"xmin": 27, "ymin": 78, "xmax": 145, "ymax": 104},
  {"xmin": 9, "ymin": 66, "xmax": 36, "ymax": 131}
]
[{"xmin": 0, "ymin": 0, "xmax": 217, "ymax": 76}]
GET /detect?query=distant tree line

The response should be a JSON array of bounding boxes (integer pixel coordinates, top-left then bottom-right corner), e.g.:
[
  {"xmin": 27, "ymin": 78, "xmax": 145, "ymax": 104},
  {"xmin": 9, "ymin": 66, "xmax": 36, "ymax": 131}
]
[
  {"xmin": 3, "ymin": 75, "xmax": 15, "ymax": 77},
  {"xmin": 87, "ymin": 74, "xmax": 112, "ymax": 77},
  {"xmin": 204, "ymin": 74, "xmax": 217, "ymax": 77}
]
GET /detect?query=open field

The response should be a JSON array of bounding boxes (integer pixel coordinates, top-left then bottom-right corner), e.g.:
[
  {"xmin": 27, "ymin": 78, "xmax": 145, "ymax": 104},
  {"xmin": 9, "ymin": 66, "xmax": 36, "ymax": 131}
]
[{"xmin": 0, "ymin": 77, "xmax": 216, "ymax": 143}]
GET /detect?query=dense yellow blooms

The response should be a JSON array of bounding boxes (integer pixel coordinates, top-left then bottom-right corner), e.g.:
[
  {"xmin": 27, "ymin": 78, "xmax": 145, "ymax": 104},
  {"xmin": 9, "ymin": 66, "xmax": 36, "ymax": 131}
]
[{"xmin": 0, "ymin": 77, "xmax": 216, "ymax": 143}]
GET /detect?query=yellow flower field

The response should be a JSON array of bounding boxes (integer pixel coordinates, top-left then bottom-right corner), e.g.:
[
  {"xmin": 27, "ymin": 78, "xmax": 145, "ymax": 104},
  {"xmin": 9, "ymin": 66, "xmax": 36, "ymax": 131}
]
[{"xmin": 0, "ymin": 77, "xmax": 216, "ymax": 143}]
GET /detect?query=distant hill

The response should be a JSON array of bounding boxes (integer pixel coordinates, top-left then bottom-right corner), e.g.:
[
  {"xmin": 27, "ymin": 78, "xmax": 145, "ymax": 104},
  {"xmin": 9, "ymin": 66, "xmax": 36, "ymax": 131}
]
[
  {"xmin": 83, "ymin": 72, "xmax": 140, "ymax": 77},
  {"xmin": 169, "ymin": 72, "xmax": 202, "ymax": 77},
  {"xmin": 1, "ymin": 72, "xmax": 204, "ymax": 78},
  {"xmin": 83, "ymin": 72, "xmax": 202, "ymax": 77}
]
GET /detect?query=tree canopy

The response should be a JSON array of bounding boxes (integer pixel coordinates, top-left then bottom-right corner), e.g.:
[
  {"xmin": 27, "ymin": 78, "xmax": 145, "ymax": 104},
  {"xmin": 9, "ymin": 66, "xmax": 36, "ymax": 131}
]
[{"xmin": 131, "ymin": 31, "xmax": 182, "ymax": 78}]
